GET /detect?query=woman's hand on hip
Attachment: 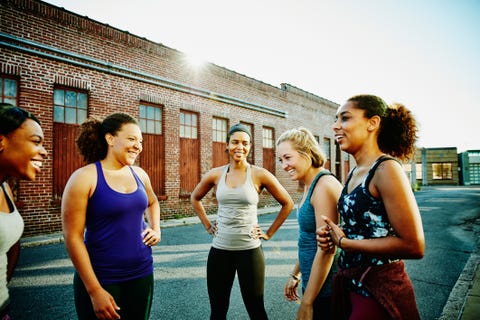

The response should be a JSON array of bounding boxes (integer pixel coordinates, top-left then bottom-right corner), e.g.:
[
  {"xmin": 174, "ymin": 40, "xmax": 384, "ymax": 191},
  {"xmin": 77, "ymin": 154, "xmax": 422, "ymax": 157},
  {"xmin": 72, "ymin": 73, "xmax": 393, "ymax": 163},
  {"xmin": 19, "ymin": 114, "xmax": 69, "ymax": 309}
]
[{"xmin": 142, "ymin": 228, "xmax": 161, "ymax": 246}]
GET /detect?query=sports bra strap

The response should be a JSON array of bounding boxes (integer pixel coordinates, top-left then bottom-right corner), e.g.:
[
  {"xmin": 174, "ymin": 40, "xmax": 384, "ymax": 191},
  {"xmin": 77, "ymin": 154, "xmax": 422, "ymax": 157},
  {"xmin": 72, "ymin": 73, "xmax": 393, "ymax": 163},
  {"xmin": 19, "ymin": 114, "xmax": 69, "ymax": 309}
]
[{"xmin": 364, "ymin": 155, "xmax": 399, "ymax": 188}]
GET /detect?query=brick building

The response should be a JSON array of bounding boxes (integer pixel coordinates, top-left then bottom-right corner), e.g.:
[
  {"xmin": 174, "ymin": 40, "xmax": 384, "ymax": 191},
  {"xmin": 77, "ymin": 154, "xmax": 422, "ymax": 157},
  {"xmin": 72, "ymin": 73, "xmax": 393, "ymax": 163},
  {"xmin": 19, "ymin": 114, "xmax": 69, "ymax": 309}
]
[{"xmin": 0, "ymin": 0, "xmax": 351, "ymax": 236}]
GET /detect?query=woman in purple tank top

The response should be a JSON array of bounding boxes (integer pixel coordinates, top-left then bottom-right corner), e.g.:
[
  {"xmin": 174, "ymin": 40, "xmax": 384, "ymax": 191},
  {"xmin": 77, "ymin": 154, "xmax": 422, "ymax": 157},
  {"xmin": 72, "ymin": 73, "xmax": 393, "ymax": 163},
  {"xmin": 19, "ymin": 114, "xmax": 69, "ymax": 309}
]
[{"xmin": 62, "ymin": 113, "xmax": 160, "ymax": 320}]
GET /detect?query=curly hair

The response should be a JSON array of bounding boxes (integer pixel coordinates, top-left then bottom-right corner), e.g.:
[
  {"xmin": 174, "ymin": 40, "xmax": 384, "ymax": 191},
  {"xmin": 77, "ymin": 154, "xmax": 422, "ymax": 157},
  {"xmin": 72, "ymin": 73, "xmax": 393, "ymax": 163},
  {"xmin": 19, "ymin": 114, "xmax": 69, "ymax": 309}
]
[
  {"xmin": 276, "ymin": 127, "xmax": 325, "ymax": 168},
  {"xmin": 348, "ymin": 95, "xmax": 418, "ymax": 161},
  {"xmin": 76, "ymin": 113, "xmax": 138, "ymax": 163}
]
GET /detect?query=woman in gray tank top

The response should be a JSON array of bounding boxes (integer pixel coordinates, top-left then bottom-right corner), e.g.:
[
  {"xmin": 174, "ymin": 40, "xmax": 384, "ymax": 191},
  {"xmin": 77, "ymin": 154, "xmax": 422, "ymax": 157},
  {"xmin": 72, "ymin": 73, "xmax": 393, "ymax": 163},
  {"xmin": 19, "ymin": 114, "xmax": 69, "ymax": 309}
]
[{"xmin": 191, "ymin": 123, "xmax": 294, "ymax": 320}]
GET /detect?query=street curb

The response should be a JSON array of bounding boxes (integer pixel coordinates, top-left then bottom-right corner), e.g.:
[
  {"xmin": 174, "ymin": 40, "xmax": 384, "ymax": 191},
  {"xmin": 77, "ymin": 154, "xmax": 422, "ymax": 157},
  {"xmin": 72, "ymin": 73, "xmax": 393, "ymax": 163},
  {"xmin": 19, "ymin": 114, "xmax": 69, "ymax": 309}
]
[
  {"xmin": 20, "ymin": 233, "xmax": 64, "ymax": 248},
  {"xmin": 438, "ymin": 252, "xmax": 480, "ymax": 320},
  {"xmin": 20, "ymin": 206, "xmax": 282, "ymax": 248}
]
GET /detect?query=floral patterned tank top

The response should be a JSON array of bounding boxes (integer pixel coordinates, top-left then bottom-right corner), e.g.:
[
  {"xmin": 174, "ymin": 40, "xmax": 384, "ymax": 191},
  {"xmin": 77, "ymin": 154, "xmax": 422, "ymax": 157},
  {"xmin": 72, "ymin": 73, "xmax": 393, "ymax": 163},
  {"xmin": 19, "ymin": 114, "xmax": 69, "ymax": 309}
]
[{"xmin": 338, "ymin": 155, "xmax": 400, "ymax": 270}]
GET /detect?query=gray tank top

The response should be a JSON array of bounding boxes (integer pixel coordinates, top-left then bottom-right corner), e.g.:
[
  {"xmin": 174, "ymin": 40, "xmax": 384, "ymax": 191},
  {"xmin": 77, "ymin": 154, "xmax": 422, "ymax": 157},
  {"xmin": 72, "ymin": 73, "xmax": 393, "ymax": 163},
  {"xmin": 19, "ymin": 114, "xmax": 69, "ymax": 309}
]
[{"xmin": 212, "ymin": 165, "xmax": 261, "ymax": 250}]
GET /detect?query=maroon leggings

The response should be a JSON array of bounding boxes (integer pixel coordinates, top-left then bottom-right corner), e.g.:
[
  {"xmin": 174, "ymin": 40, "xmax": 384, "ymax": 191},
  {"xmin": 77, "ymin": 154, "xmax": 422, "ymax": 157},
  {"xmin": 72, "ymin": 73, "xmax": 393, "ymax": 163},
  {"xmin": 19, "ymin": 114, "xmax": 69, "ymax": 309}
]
[{"xmin": 349, "ymin": 292, "xmax": 389, "ymax": 320}]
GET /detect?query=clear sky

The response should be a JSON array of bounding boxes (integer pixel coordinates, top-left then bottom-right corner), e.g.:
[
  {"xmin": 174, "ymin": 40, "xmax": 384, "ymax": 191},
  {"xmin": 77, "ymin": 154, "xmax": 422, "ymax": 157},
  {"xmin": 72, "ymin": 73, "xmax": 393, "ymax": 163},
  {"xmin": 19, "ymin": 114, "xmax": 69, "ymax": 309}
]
[{"xmin": 44, "ymin": 0, "xmax": 480, "ymax": 152}]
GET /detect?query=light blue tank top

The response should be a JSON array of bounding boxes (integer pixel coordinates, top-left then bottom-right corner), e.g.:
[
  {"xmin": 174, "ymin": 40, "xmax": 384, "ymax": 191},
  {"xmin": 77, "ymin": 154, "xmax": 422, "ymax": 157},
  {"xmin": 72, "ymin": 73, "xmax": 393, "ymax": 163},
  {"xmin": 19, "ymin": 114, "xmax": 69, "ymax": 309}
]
[
  {"xmin": 213, "ymin": 165, "xmax": 261, "ymax": 250},
  {"xmin": 297, "ymin": 170, "xmax": 337, "ymax": 295}
]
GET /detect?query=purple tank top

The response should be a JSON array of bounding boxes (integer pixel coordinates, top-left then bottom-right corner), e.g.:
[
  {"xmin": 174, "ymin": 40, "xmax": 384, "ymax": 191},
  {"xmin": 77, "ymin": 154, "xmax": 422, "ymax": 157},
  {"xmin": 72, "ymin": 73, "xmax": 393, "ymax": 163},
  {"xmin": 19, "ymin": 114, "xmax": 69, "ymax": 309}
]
[{"xmin": 85, "ymin": 161, "xmax": 153, "ymax": 284}]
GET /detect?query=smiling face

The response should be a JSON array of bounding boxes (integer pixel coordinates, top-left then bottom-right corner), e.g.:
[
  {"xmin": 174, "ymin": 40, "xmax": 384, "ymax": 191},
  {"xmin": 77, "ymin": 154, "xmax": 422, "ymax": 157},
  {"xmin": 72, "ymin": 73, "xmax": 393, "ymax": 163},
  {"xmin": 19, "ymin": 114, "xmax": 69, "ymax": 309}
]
[
  {"xmin": 227, "ymin": 131, "xmax": 251, "ymax": 163},
  {"xmin": 0, "ymin": 118, "xmax": 47, "ymax": 181},
  {"xmin": 277, "ymin": 140, "xmax": 311, "ymax": 182},
  {"xmin": 107, "ymin": 122, "xmax": 143, "ymax": 166},
  {"xmin": 332, "ymin": 101, "xmax": 373, "ymax": 154}
]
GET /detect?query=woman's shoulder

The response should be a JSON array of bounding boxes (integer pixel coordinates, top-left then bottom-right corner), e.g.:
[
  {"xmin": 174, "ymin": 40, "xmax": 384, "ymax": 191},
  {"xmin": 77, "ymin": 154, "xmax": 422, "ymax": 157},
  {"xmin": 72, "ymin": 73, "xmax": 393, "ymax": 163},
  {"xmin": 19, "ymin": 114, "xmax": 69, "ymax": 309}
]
[
  {"xmin": 131, "ymin": 165, "xmax": 148, "ymax": 177},
  {"xmin": 65, "ymin": 163, "xmax": 97, "ymax": 191},
  {"xmin": 200, "ymin": 165, "xmax": 226, "ymax": 183},
  {"xmin": 209, "ymin": 165, "xmax": 227, "ymax": 176},
  {"xmin": 316, "ymin": 171, "xmax": 341, "ymax": 186},
  {"xmin": 250, "ymin": 164, "xmax": 270, "ymax": 176},
  {"xmin": 375, "ymin": 156, "xmax": 403, "ymax": 175},
  {"xmin": 312, "ymin": 170, "xmax": 343, "ymax": 194},
  {"xmin": 250, "ymin": 165, "xmax": 278, "ymax": 186},
  {"xmin": 71, "ymin": 163, "xmax": 97, "ymax": 177},
  {"xmin": 371, "ymin": 156, "xmax": 408, "ymax": 192}
]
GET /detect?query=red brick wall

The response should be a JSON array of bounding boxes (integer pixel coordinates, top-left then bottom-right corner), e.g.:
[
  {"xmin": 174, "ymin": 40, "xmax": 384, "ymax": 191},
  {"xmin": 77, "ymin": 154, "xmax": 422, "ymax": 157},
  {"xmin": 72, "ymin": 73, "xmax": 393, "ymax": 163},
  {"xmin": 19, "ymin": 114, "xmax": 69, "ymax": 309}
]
[{"xmin": 1, "ymin": 0, "xmax": 344, "ymax": 236}]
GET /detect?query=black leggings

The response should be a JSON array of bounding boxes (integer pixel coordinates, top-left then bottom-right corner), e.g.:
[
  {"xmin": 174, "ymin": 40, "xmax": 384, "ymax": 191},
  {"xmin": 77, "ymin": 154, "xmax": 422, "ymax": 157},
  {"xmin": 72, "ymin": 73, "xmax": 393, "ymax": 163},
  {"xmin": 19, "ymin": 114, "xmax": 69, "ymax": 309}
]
[
  {"xmin": 73, "ymin": 272, "xmax": 153, "ymax": 320},
  {"xmin": 207, "ymin": 246, "xmax": 268, "ymax": 320}
]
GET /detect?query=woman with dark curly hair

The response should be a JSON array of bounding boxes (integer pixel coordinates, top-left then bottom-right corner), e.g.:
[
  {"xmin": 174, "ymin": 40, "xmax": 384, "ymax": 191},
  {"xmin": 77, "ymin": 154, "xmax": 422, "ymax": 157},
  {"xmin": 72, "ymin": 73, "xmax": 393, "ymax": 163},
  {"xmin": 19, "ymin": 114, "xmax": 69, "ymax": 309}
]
[
  {"xmin": 62, "ymin": 113, "xmax": 160, "ymax": 320},
  {"xmin": 317, "ymin": 94, "xmax": 425, "ymax": 320}
]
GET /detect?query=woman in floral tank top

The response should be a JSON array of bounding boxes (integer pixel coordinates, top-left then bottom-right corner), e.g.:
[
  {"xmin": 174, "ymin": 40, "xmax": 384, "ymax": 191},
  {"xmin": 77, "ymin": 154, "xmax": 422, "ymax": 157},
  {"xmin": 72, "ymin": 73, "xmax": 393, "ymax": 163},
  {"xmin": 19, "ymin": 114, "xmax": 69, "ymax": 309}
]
[{"xmin": 317, "ymin": 95, "xmax": 425, "ymax": 320}]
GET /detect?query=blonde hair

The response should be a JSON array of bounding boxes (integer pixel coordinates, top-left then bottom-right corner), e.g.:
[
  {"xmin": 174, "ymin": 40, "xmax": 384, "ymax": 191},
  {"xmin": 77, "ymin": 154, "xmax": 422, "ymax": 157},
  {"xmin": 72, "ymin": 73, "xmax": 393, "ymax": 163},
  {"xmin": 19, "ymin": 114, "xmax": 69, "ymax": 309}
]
[{"xmin": 276, "ymin": 127, "xmax": 325, "ymax": 168}]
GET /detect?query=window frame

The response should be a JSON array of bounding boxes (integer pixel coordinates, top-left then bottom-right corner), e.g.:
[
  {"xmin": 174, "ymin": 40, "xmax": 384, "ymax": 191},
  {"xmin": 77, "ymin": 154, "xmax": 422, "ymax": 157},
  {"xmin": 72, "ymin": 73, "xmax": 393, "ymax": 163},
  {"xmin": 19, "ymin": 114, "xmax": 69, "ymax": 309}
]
[
  {"xmin": 0, "ymin": 75, "xmax": 19, "ymax": 106},
  {"xmin": 53, "ymin": 87, "xmax": 88, "ymax": 124}
]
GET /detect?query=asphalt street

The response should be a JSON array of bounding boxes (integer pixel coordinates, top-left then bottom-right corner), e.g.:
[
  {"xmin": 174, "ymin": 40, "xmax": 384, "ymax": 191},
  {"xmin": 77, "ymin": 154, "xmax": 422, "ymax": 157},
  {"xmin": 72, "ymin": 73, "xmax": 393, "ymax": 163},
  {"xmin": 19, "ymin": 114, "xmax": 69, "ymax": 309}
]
[{"xmin": 8, "ymin": 186, "xmax": 480, "ymax": 319}]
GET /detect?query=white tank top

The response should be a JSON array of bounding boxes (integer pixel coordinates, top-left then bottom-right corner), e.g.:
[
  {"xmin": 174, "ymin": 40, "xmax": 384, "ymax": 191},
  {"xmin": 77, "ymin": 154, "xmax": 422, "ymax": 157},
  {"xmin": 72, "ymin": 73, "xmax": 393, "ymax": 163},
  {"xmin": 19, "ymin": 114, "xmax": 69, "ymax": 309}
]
[
  {"xmin": 0, "ymin": 182, "xmax": 24, "ymax": 309},
  {"xmin": 212, "ymin": 165, "xmax": 261, "ymax": 250}
]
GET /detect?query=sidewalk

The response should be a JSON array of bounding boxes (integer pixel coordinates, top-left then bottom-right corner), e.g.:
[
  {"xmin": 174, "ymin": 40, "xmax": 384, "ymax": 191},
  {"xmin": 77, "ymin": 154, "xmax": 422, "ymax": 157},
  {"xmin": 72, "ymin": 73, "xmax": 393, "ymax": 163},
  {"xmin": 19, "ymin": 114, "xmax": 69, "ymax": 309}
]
[
  {"xmin": 439, "ymin": 251, "xmax": 480, "ymax": 320},
  {"xmin": 20, "ymin": 206, "xmax": 479, "ymax": 320},
  {"xmin": 19, "ymin": 205, "xmax": 279, "ymax": 248}
]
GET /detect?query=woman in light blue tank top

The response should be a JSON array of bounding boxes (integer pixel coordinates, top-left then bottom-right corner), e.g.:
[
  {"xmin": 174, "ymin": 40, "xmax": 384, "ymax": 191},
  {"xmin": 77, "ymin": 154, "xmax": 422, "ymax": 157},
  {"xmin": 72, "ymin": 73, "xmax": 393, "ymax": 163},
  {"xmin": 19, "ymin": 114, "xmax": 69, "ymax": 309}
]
[
  {"xmin": 277, "ymin": 128, "xmax": 342, "ymax": 320},
  {"xmin": 191, "ymin": 123, "xmax": 294, "ymax": 320}
]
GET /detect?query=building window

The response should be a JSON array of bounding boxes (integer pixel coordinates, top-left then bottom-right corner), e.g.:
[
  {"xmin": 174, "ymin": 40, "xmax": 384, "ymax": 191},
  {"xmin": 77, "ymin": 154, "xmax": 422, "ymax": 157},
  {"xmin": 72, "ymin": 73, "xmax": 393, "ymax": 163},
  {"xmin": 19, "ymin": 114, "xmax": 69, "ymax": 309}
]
[
  {"xmin": 180, "ymin": 111, "xmax": 198, "ymax": 138},
  {"xmin": 52, "ymin": 88, "xmax": 88, "ymax": 198},
  {"xmin": 140, "ymin": 104, "xmax": 162, "ymax": 134},
  {"xmin": 212, "ymin": 117, "xmax": 228, "ymax": 142},
  {"xmin": 416, "ymin": 163, "xmax": 422, "ymax": 180},
  {"xmin": 262, "ymin": 126, "xmax": 275, "ymax": 174},
  {"xmin": 1, "ymin": 76, "xmax": 18, "ymax": 105},
  {"xmin": 240, "ymin": 121, "xmax": 254, "ymax": 164},
  {"xmin": 323, "ymin": 137, "xmax": 331, "ymax": 170},
  {"xmin": 139, "ymin": 104, "xmax": 165, "ymax": 196},
  {"xmin": 470, "ymin": 163, "xmax": 480, "ymax": 184},
  {"xmin": 262, "ymin": 127, "xmax": 274, "ymax": 148},
  {"xmin": 432, "ymin": 163, "xmax": 452, "ymax": 180},
  {"xmin": 53, "ymin": 88, "xmax": 88, "ymax": 124},
  {"xmin": 179, "ymin": 110, "xmax": 200, "ymax": 195},
  {"xmin": 212, "ymin": 117, "xmax": 229, "ymax": 167},
  {"xmin": 323, "ymin": 138, "xmax": 331, "ymax": 159}
]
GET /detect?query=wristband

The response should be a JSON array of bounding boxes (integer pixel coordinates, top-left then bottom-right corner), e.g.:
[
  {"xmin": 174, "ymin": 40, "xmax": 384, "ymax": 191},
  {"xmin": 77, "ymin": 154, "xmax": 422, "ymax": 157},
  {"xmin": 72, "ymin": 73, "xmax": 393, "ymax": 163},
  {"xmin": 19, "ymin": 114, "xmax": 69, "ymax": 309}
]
[
  {"xmin": 338, "ymin": 236, "xmax": 345, "ymax": 249},
  {"xmin": 290, "ymin": 273, "xmax": 300, "ymax": 281}
]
